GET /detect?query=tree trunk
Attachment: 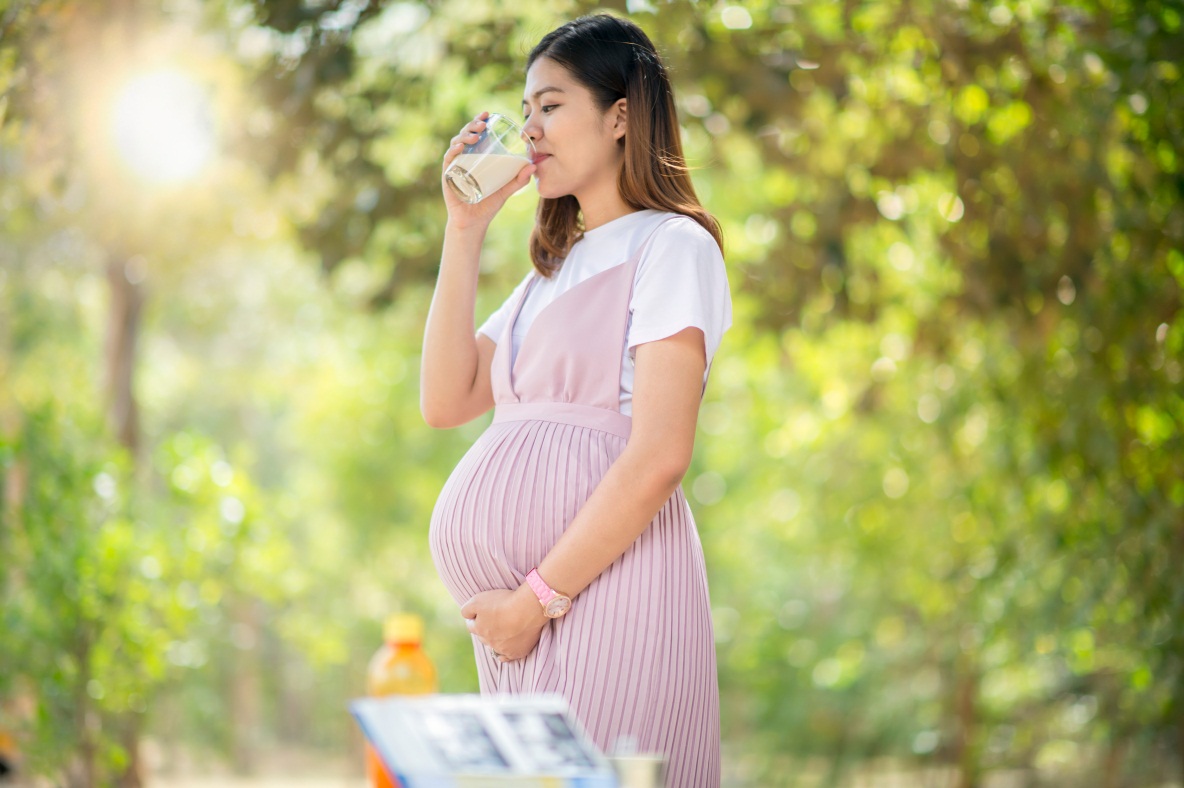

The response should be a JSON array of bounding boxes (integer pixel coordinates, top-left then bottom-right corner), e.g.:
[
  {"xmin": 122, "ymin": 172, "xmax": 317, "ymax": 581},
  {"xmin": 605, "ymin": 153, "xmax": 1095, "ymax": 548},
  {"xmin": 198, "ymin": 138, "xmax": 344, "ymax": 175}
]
[
  {"xmin": 114, "ymin": 713, "xmax": 144, "ymax": 788},
  {"xmin": 1178, "ymin": 716, "xmax": 1183, "ymax": 788},
  {"xmin": 953, "ymin": 658, "xmax": 978, "ymax": 788},
  {"xmin": 104, "ymin": 255, "xmax": 143, "ymax": 459},
  {"xmin": 0, "ymin": 392, "xmax": 28, "ymax": 781},
  {"xmin": 1, "ymin": 409, "xmax": 26, "ymax": 586},
  {"xmin": 70, "ymin": 633, "xmax": 96, "ymax": 788},
  {"xmin": 1101, "ymin": 731, "xmax": 1126, "ymax": 788},
  {"xmin": 230, "ymin": 596, "xmax": 262, "ymax": 776}
]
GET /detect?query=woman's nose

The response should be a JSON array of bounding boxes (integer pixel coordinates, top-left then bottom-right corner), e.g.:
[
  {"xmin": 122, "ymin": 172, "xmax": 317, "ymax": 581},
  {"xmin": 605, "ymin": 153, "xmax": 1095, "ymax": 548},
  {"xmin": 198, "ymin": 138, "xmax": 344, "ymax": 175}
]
[{"xmin": 522, "ymin": 115, "xmax": 541, "ymax": 142}]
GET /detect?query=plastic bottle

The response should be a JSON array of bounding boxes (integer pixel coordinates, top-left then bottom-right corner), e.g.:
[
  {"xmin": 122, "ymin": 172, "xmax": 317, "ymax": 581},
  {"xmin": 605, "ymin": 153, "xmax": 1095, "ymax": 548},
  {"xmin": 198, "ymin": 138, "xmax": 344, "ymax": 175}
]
[{"xmin": 365, "ymin": 613, "xmax": 438, "ymax": 788}]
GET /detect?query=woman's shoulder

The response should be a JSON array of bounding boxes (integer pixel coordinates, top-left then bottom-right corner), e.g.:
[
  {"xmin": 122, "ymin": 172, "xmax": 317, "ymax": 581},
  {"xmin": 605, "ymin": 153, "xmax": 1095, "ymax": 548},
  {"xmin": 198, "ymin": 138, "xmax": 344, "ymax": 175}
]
[
  {"xmin": 635, "ymin": 211, "xmax": 724, "ymax": 267},
  {"xmin": 645, "ymin": 211, "xmax": 722, "ymax": 256}
]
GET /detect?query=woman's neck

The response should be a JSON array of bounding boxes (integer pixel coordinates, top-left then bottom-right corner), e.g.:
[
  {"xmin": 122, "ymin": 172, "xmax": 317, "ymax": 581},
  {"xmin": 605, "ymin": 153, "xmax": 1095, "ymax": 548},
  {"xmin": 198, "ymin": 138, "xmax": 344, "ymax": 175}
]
[{"xmin": 576, "ymin": 179, "xmax": 636, "ymax": 232}]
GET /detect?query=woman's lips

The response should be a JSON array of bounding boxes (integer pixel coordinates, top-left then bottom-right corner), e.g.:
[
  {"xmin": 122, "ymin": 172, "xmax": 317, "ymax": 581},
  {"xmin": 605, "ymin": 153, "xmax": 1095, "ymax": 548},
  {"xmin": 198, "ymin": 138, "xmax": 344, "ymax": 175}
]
[{"xmin": 531, "ymin": 153, "xmax": 551, "ymax": 165}]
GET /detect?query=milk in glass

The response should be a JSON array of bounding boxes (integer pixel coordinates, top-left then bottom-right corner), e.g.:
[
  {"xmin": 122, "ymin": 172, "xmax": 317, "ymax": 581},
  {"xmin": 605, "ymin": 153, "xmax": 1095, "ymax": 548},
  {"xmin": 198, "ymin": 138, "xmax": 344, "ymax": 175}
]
[{"xmin": 448, "ymin": 153, "xmax": 530, "ymax": 203}]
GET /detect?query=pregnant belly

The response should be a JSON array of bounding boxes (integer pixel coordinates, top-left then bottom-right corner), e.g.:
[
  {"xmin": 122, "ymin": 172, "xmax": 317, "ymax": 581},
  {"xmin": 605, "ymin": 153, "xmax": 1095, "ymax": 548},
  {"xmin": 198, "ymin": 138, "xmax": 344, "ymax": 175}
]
[{"xmin": 427, "ymin": 419, "xmax": 623, "ymax": 605}]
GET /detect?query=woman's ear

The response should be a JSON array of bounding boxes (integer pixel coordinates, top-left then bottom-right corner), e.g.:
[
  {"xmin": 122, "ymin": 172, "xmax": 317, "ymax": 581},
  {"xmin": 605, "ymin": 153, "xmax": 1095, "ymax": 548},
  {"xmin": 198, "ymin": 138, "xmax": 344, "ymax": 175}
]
[{"xmin": 610, "ymin": 98, "xmax": 627, "ymax": 140}]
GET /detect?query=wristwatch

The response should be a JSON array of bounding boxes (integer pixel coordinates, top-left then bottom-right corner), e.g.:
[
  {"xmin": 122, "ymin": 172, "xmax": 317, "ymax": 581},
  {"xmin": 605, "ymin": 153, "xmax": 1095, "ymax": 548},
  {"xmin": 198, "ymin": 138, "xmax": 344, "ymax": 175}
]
[{"xmin": 526, "ymin": 568, "xmax": 572, "ymax": 619}]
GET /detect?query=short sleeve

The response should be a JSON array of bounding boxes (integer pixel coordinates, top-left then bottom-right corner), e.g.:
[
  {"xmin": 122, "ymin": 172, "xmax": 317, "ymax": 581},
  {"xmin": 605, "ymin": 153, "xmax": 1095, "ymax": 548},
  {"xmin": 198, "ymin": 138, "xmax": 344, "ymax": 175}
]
[
  {"xmin": 476, "ymin": 271, "xmax": 533, "ymax": 342},
  {"xmin": 626, "ymin": 217, "xmax": 732, "ymax": 368}
]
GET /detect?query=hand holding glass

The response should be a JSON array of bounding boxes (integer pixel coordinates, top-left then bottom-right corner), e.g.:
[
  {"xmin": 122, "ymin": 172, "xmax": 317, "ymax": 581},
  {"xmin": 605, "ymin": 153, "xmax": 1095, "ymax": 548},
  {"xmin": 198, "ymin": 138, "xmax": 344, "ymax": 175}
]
[{"xmin": 445, "ymin": 114, "xmax": 535, "ymax": 204}]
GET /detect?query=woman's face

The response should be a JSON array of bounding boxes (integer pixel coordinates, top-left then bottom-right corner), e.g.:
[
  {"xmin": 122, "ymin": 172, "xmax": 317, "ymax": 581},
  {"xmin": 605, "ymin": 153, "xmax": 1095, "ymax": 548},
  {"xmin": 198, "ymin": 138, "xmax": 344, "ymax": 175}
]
[{"xmin": 521, "ymin": 57, "xmax": 626, "ymax": 203}]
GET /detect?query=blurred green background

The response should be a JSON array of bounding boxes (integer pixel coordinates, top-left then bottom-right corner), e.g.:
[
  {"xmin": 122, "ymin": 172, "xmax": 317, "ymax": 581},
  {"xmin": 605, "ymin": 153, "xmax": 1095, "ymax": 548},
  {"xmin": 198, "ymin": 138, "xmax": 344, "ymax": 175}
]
[{"xmin": 1, "ymin": 0, "xmax": 1181, "ymax": 786}]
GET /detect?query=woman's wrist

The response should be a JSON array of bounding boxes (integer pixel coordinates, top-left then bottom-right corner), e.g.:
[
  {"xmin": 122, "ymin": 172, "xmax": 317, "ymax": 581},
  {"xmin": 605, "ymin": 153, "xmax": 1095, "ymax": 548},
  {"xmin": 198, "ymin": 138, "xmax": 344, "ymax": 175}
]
[
  {"xmin": 444, "ymin": 216, "xmax": 492, "ymax": 238},
  {"xmin": 514, "ymin": 582, "xmax": 548, "ymax": 626}
]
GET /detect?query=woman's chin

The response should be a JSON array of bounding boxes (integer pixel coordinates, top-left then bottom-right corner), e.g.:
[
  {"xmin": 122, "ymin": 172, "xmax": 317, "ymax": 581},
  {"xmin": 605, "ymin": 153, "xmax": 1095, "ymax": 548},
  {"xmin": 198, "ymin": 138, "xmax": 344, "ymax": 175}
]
[{"xmin": 534, "ymin": 178, "xmax": 572, "ymax": 201}]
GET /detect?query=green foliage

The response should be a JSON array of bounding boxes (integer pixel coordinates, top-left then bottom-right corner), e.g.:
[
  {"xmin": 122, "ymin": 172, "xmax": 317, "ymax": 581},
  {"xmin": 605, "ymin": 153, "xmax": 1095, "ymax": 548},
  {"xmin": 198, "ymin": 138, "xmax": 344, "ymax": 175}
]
[{"xmin": 0, "ymin": 0, "xmax": 1180, "ymax": 785}]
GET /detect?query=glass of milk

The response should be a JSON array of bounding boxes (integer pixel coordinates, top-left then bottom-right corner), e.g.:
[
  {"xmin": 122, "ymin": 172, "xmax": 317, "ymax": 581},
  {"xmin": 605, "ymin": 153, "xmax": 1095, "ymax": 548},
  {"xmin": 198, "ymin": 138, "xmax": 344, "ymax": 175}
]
[{"xmin": 444, "ymin": 113, "xmax": 535, "ymax": 204}]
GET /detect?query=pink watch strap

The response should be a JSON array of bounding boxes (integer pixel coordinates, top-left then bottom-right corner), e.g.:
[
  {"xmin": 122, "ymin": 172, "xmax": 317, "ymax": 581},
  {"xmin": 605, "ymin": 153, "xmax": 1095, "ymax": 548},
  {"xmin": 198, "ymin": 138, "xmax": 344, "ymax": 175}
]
[{"xmin": 526, "ymin": 568, "xmax": 557, "ymax": 603}]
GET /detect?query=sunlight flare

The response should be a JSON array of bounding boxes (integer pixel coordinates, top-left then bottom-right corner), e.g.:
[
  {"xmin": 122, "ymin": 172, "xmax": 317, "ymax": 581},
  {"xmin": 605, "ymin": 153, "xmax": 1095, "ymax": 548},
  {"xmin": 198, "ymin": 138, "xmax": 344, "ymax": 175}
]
[{"xmin": 111, "ymin": 69, "xmax": 215, "ymax": 183}]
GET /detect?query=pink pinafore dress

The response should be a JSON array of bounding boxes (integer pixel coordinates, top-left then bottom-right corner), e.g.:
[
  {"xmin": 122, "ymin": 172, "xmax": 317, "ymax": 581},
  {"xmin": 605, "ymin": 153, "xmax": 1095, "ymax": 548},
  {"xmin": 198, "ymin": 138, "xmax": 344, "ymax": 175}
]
[{"xmin": 429, "ymin": 219, "xmax": 721, "ymax": 787}]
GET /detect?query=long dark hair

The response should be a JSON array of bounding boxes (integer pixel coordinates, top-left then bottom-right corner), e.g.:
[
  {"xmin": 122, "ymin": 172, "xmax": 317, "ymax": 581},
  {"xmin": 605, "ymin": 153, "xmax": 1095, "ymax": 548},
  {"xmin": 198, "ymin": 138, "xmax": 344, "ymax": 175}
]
[{"xmin": 526, "ymin": 14, "xmax": 724, "ymax": 276}]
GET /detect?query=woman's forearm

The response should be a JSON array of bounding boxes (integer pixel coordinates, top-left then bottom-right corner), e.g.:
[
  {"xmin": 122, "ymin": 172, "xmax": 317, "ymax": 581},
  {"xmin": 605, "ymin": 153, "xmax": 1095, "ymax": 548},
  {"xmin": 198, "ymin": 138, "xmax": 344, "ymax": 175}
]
[
  {"xmin": 420, "ymin": 223, "xmax": 489, "ymax": 426},
  {"xmin": 535, "ymin": 442, "xmax": 688, "ymax": 600}
]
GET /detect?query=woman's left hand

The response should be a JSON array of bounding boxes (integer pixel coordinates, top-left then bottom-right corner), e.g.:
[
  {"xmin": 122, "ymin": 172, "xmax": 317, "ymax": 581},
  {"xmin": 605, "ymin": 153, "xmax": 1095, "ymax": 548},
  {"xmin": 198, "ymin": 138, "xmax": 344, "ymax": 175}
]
[{"xmin": 461, "ymin": 585, "xmax": 547, "ymax": 662}]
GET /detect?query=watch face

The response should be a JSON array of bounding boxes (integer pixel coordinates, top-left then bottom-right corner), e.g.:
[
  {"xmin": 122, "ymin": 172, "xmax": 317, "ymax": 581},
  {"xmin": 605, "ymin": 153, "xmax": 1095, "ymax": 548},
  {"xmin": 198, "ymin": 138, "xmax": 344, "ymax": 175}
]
[{"xmin": 544, "ymin": 596, "xmax": 571, "ymax": 618}]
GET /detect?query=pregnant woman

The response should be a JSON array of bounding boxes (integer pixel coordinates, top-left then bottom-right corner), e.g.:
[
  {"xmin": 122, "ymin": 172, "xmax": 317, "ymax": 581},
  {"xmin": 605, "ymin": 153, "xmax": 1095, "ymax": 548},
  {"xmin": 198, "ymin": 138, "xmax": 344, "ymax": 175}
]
[{"xmin": 422, "ymin": 14, "xmax": 731, "ymax": 787}]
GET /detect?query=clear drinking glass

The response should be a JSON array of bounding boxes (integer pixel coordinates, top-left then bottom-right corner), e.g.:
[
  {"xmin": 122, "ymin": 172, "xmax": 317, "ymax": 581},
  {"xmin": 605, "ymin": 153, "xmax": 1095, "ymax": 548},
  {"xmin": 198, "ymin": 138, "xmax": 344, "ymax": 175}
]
[{"xmin": 444, "ymin": 113, "xmax": 536, "ymax": 204}]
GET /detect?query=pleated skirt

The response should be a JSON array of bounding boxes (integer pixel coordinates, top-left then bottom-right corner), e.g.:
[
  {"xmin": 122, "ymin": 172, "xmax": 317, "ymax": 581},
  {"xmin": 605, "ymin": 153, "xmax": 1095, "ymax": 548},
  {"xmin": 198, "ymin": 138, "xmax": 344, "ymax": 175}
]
[{"xmin": 428, "ymin": 417, "xmax": 721, "ymax": 788}]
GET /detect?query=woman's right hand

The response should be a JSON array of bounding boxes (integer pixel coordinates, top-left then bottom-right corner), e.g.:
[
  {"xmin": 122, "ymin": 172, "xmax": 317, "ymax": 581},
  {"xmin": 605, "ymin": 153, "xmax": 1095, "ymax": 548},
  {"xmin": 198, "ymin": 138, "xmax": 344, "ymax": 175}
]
[{"xmin": 442, "ymin": 111, "xmax": 536, "ymax": 230}]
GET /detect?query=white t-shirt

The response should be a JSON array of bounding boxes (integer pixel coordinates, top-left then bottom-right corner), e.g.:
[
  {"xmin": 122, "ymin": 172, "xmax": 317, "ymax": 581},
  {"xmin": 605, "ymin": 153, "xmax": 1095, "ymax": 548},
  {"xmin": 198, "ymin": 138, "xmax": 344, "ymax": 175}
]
[{"xmin": 477, "ymin": 209, "xmax": 732, "ymax": 416}]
